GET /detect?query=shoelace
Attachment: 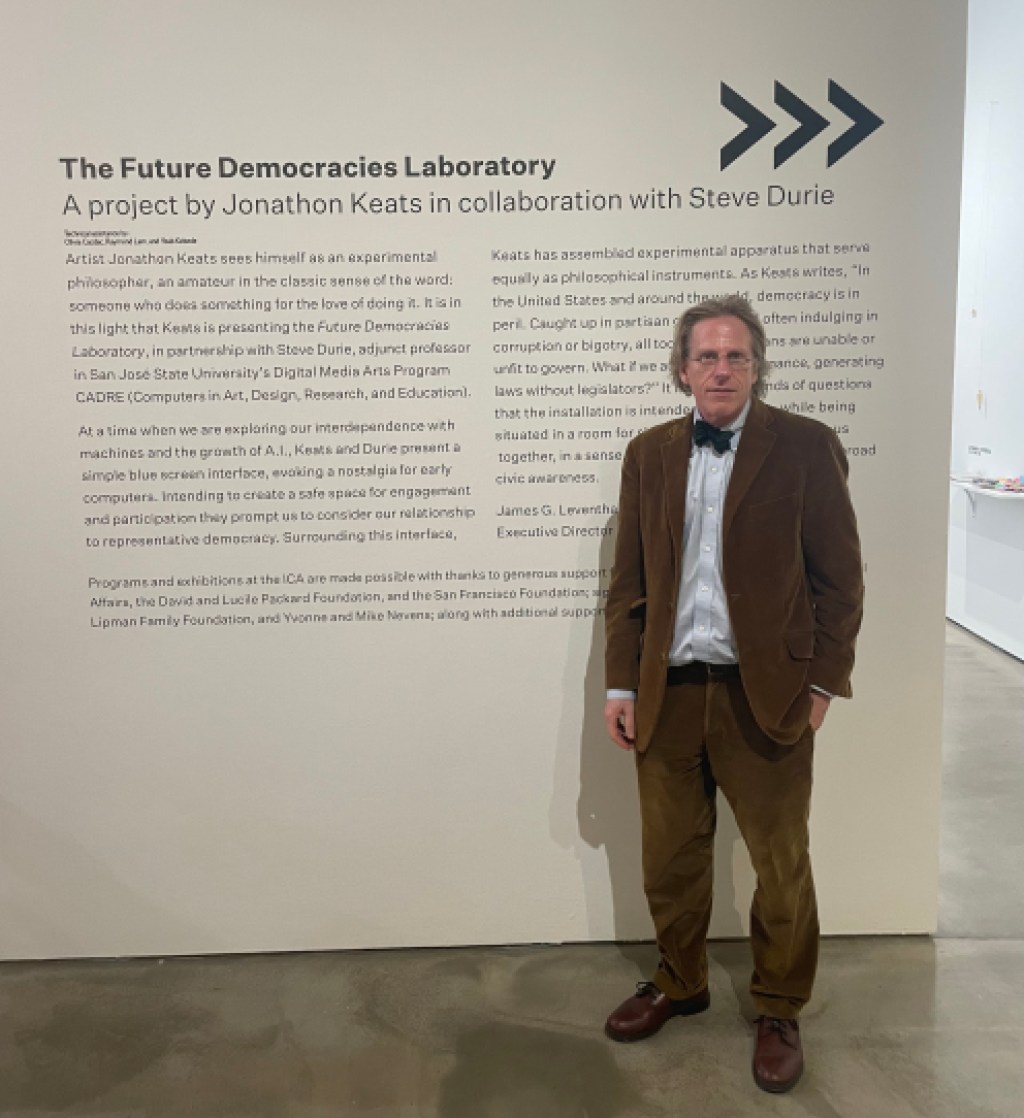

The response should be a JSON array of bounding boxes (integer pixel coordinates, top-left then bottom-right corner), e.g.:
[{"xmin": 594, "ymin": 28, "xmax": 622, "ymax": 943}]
[{"xmin": 757, "ymin": 1016, "xmax": 800, "ymax": 1047}]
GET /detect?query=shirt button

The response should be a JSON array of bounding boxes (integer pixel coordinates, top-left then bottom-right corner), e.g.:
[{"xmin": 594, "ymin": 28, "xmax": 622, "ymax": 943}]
[
  {"xmin": 704, "ymin": 545, "xmax": 711, "ymax": 552},
  {"xmin": 700, "ymin": 585, "xmax": 709, "ymax": 592},
  {"xmin": 698, "ymin": 624, "xmax": 706, "ymax": 632},
  {"xmin": 707, "ymin": 506, "xmax": 714, "ymax": 513},
  {"xmin": 711, "ymin": 466, "xmax": 719, "ymax": 474}
]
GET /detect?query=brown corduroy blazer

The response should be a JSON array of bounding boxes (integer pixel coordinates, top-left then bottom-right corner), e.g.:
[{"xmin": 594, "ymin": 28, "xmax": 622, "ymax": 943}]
[{"xmin": 604, "ymin": 399, "xmax": 864, "ymax": 751}]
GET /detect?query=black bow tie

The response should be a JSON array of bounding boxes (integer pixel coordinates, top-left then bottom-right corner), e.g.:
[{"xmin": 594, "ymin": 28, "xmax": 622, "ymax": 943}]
[{"xmin": 694, "ymin": 419, "xmax": 735, "ymax": 454}]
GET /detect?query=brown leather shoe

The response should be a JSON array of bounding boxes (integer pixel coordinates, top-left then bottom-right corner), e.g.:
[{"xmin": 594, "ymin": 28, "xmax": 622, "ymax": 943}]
[
  {"xmin": 604, "ymin": 981, "xmax": 710, "ymax": 1042},
  {"xmin": 752, "ymin": 1015, "xmax": 803, "ymax": 1093}
]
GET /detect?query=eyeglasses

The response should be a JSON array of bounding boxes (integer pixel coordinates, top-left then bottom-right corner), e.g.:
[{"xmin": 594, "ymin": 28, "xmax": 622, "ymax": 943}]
[{"xmin": 690, "ymin": 352, "xmax": 753, "ymax": 371}]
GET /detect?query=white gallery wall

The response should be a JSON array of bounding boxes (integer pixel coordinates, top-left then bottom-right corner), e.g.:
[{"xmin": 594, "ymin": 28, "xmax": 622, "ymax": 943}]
[
  {"xmin": 948, "ymin": 0, "xmax": 1024, "ymax": 661},
  {"xmin": 0, "ymin": 0, "xmax": 966, "ymax": 960}
]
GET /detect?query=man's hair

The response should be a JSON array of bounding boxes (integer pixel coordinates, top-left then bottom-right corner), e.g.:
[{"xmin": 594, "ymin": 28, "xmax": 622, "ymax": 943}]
[{"xmin": 668, "ymin": 293, "xmax": 769, "ymax": 399}]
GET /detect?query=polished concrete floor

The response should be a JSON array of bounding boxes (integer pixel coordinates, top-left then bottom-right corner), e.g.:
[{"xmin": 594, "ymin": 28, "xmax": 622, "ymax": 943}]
[
  {"xmin": 1, "ymin": 623, "xmax": 1022, "ymax": 1117},
  {"xmin": 939, "ymin": 624, "xmax": 1024, "ymax": 938}
]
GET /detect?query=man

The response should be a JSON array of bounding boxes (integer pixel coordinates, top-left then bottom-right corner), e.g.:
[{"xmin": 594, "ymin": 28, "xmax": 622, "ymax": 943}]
[{"xmin": 602, "ymin": 294, "xmax": 863, "ymax": 1092}]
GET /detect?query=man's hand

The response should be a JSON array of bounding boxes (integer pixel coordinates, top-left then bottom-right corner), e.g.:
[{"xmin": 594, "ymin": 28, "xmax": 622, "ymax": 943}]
[
  {"xmin": 605, "ymin": 698, "xmax": 637, "ymax": 751},
  {"xmin": 808, "ymin": 690, "xmax": 831, "ymax": 732}
]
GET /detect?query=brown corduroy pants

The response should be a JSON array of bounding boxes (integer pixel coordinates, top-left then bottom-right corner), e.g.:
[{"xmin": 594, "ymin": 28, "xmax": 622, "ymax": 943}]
[{"xmin": 637, "ymin": 673, "xmax": 818, "ymax": 1019}]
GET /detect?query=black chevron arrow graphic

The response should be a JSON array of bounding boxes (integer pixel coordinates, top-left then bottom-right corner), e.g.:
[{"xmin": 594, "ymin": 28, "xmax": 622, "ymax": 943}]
[
  {"xmin": 773, "ymin": 82, "xmax": 829, "ymax": 168},
  {"xmin": 720, "ymin": 83, "xmax": 776, "ymax": 170},
  {"xmin": 827, "ymin": 79, "xmax": 884, "ymax": 166}
]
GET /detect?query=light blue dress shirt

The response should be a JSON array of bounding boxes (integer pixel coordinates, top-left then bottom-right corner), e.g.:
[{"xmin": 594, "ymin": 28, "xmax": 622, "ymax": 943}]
[{"xmin": 607, "ymin": 401, "xmax": 750, "ymax": 702}]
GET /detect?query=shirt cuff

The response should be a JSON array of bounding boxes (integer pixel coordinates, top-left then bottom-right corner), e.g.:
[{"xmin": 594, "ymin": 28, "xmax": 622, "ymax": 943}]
[
  {"xmin": 607, "ymin": 689, "xmax": 637, "ymax": 701},
  {"xmin": 810, "ymin": 685, "xmax": 834, "ymax": 699}
]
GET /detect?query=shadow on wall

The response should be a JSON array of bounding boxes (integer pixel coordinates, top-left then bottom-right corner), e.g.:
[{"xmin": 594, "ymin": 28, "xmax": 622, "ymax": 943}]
[
  {"xmin": 549, "ymin": 517, "xmax": 748, "ymax": 959},
  {"xmin": 0, "ymin": 799, "xmax": 209, "ymax": 961}
]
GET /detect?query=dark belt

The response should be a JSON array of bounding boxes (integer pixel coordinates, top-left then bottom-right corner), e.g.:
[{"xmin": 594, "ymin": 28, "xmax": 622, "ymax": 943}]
[{"xmin": 666, "ymin": 661, "xmax": 740, "ymax": 685}]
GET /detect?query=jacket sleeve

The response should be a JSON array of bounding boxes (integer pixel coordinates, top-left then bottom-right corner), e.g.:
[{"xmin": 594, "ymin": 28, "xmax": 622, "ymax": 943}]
[
  {"xmin": 801, "ymin": 427, "xmax": 864, "ymax": 697},
  {"xmin": 604, "ymin": 438, "xmax": 647, "ymax": 691}
]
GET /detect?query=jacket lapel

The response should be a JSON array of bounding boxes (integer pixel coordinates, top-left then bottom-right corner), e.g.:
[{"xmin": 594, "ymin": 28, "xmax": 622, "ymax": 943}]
[
  {"xmin": 661, "ymin": 414, "xmax": 692, "ymax": 571},
  {"xmin": 723, "ymin": 399, "xmax": 776, "ymax": 541}
]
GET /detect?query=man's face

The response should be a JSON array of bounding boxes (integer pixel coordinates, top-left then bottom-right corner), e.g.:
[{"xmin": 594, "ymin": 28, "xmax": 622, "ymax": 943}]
[{"xmin": 680, "ymin": 315, "xmax": 759, "ymax": 428}]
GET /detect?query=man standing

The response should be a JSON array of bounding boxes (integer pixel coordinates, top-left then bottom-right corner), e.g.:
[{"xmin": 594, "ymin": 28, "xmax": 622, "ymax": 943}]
[{"xmin": 602, "ymin": 294, "xmax": 863, "ymax": 1092}]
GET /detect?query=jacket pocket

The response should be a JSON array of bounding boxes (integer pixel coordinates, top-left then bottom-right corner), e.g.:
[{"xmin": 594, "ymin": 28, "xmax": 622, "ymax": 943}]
[
  {"xmin": 744, "ymin": 491, "xmax": 800, "ymax": 513},
  {"xmin": 786, "ymin": 629, "xmax": 814, "ymax": 660}
]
